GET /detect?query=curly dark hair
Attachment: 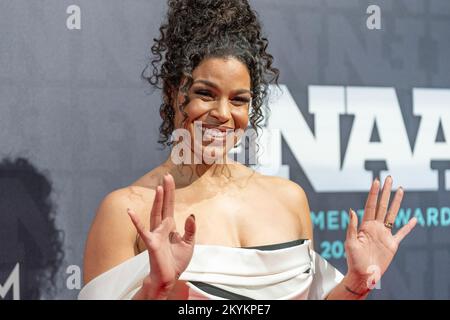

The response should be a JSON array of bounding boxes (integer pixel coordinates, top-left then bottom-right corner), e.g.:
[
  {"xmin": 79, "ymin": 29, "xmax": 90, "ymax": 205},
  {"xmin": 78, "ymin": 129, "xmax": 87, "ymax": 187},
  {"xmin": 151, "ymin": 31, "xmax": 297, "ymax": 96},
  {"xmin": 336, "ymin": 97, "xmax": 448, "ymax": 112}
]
[{"xmin": 142, "ymin": 0, "xmax": 279, "ymax": 147}]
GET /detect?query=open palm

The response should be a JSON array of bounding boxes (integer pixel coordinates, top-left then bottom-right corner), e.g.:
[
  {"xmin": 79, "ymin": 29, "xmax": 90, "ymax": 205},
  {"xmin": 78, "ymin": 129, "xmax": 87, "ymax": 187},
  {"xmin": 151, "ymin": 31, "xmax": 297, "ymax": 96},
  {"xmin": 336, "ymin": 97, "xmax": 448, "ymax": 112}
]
[
  {"xmin": 128, "ymin": 173, "xmax": 196, "ymax": 291},
  {"xmin": 345, "ymin": 176, "xmax": 417, "ymax": 287}
]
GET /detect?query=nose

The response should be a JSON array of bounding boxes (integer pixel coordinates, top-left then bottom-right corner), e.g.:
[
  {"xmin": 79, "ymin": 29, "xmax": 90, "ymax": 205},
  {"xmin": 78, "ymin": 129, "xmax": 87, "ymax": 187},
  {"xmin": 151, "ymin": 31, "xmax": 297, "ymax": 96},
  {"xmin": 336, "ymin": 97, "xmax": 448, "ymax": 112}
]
[{"xmin": 209, "ymin": 97, "xmax": 232, "ymax": 124}]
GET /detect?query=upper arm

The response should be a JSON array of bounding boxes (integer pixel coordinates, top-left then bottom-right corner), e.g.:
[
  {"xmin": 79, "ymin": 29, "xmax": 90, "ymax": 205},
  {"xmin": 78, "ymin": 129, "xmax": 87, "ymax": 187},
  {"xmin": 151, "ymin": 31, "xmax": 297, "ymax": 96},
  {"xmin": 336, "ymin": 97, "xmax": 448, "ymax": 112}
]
[
  {"xmin": 274, "ymin": 178, "xmax": 314, "ymax": 248},
  {"xmin": 82, "ymin": 187, "xmax": 151, "ymax": 285},
  {"xmin": 290, "ymin": 182, "xmax": 314, "ymax": 247}
]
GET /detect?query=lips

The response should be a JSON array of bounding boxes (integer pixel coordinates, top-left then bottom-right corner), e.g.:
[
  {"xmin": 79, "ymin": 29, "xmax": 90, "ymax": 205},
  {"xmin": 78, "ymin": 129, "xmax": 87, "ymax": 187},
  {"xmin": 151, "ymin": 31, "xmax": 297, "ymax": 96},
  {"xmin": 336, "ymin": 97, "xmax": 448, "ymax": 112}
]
[
  {"xmin": 200, "ymin": 124, "xmax": 235, "ymax": 141},
  {"xmin": 201, "ymin": 123, "xmax": 234, "ymax": 132}
]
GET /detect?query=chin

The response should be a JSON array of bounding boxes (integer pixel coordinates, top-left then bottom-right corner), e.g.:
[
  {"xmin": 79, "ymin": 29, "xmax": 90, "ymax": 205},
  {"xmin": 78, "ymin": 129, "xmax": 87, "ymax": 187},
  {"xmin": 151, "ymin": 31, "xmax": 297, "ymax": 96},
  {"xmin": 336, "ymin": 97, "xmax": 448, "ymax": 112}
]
[
  {"xmin": 189, "ymin": 142, "xmax": 227, "ymax": 165},
  {"xmin": 188, "ymin": 124, "xmax": 240, "ymax": 164},
  {"xmin": 202, "ymin": 145, "xmax": 230, "ymax": 164}
]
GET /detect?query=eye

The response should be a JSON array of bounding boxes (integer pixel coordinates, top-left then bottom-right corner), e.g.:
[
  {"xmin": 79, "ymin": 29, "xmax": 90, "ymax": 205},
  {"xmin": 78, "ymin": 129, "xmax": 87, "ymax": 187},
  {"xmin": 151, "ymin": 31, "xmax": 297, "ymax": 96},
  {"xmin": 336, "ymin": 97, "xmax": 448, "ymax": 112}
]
[
  {"xmin": 231, "ymin": 96, "xmax": 251, "ymax": 106},
  {"xmin": 194, "ymin": 90, "xmax": 214, "ymax": 100}
]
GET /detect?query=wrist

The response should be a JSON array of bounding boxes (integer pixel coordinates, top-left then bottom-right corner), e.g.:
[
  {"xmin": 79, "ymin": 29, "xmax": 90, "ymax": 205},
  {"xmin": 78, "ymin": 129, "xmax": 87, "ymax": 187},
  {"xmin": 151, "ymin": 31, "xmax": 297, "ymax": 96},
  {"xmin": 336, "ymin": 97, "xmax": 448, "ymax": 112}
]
[
  {"xmin": 342, "ymin": 273, "xmax": 372, "ymax": 297},
  {"xmin": 140, "ymin": 277, "xmax": 175, "ymax": 300}
]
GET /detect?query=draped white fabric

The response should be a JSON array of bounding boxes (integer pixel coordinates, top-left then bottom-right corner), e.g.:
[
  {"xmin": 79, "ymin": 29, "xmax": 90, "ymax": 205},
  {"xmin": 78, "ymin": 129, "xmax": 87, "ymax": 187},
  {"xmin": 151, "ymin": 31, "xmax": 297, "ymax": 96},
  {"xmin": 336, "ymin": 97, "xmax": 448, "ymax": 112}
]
[{"xmin": 78, "ymin": 240, "xmax": 344, "ymax": 300}]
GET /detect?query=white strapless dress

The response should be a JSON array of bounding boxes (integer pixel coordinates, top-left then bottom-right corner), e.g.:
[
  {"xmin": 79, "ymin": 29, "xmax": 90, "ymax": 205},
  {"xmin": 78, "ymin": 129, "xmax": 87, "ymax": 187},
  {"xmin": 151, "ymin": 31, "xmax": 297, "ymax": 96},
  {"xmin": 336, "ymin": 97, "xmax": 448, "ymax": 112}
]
[{"xmin": 78, "ymin": 239, "xmax": 343, "ymax": 300}]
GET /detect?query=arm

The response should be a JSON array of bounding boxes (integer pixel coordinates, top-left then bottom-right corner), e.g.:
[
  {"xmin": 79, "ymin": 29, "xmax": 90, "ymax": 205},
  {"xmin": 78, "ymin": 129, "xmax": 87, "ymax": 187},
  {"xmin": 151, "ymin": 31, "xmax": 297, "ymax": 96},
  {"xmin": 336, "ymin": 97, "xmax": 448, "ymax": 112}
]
[
  {"xmin": 83, "ymin": 176, "xmax": 196, "ymax": 300},
  {"xmin": 326, "ymin": 274, "xmax": 371, "ymax": 300},
  {"xmin": 83, "ymin": 187, "xmax": 171, "ymax": 299},
  {"xmin": 127, "ymin": 174, "xmax": 196, "ymax": 300},
  {"xmin": 289, "ymin": 177, "xmax": 416, "ymax": 300},
  {"xmin": 326, "ymin": 177, "xmax": 417, "ymax": 300},
  {"xmin": 282, "ymin": 180, "xmax": 366, "ymax": 300},
  {"xmin": 83, "ymin": 187, "xmax": 145, "ymax": 285},
  {"xmin": 270, "ymin": 178, "xmax": 313, "ymax": 245}
]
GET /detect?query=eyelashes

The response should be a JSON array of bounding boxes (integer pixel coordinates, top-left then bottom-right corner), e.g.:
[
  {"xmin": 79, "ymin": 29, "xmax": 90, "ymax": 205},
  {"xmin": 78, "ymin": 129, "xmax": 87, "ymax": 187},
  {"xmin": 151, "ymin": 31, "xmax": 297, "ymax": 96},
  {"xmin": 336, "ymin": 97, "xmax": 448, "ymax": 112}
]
[
  {"xmin": 193, "ymin": 90, "xmax": 251, "ymax": 105},
  {"xmin": 195, "ymin": 90, "xmax": 214, "ymax": 99}
]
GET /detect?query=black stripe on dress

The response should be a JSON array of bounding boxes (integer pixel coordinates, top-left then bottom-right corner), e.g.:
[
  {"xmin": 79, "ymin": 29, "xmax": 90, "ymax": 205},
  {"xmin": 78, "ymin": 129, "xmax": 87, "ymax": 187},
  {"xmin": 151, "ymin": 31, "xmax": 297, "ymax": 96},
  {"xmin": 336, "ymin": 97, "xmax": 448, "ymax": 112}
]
[{"xmin": 188, "ymin": 239, "xmax": 309, "ymax": 300}]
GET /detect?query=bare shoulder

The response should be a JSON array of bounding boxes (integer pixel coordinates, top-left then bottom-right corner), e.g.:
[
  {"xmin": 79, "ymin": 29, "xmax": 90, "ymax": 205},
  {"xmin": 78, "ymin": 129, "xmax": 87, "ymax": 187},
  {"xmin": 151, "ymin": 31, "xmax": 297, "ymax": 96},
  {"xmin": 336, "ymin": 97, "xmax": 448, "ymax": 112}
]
[
  {"xmin": 83, "ymin": 185, "xmax": 155, "ymax": 284},
  {"xmin": 88, "ymin": 185, "xmax": 155, "ymax": 236},
  {"xmin": 253, "ymin": 173, "xmax": 314, "ymax": 240},
  {"xmin": 254, "ymin": 174, "xmax": 309, "ymax": 208}
]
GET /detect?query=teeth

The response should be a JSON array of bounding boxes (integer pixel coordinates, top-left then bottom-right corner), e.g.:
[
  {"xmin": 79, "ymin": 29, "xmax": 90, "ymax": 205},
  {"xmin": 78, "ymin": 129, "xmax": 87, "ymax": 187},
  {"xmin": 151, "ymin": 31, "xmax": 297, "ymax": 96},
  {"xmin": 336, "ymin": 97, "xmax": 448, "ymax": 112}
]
[{"xmin": 202, "ymin": 127, "xmax": 230, "ymax": 140}]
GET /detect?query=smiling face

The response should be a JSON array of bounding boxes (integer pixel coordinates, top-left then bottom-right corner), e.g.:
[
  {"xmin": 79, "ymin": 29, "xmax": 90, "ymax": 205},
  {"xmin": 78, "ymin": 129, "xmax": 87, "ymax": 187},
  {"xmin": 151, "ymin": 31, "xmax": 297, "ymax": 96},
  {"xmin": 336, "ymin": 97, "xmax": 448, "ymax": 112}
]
[{"xmin": 172, "ymin": 56, "xmax": 252, "ymax": 164}]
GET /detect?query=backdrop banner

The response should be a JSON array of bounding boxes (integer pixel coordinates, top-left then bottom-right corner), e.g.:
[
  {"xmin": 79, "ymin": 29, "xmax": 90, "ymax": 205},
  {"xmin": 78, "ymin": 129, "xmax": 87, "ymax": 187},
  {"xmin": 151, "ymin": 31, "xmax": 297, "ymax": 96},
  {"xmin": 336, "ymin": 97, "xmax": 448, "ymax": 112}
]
[{"xmin": 0, "ymin": 0, "xmax": 449, "ymax": 299}]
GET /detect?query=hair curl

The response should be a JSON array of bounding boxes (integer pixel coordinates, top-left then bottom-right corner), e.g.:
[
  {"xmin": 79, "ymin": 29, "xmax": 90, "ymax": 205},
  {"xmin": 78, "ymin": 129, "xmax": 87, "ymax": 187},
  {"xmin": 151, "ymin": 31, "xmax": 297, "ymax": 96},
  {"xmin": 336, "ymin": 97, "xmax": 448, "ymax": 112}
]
[{"xmin": 142, "ymin": 0, "xmax": 279, "ymax": 147}]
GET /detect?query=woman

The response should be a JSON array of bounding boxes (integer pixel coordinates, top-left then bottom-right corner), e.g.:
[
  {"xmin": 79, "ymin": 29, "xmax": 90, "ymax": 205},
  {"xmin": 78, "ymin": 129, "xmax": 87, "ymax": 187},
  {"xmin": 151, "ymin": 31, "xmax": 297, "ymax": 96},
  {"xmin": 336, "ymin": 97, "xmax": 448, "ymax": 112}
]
[{"xmin": 79, "ymin": 0, "xmax": 417, "ymax": 300}]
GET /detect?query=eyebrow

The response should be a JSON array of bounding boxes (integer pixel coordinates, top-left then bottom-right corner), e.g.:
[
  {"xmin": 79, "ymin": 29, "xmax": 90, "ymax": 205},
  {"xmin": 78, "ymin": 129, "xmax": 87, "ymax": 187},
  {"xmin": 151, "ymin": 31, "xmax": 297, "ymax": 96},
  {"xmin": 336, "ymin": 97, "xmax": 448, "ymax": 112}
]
[{"xmin": 192, "ymin": 79, "xmax": 252, "ymax": 95}]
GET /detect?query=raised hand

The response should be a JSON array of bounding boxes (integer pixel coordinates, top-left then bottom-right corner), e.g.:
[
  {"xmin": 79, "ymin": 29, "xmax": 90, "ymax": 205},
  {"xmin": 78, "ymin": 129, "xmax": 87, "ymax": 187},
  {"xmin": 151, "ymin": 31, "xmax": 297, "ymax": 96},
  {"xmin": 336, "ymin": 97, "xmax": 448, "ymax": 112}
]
[
  {"xmin": 344, "ymin": 176, "xmax": 417, "ymax": 290},
  {"xmin": 127, "ymin": 173, "xmax": 196, "ymax": 299}
]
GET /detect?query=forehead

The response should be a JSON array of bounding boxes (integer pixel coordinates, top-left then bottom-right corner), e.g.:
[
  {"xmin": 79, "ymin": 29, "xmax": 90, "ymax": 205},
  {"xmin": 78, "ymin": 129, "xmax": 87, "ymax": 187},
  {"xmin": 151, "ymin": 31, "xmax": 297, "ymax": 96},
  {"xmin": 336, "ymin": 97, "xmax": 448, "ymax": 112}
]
[{"xmin": 192, "ymin": 57, "xmax": 251, "ymax": 90}]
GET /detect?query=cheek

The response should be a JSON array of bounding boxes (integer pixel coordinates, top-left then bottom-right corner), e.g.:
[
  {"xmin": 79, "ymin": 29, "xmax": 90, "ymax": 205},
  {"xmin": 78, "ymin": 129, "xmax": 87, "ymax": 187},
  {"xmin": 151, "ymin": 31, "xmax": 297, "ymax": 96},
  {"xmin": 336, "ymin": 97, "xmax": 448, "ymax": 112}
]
[
  {"xmin": 232, "ymin": 108, "xmax": 249, "ymax": 129},
  {"xmin": 184, "ymin": 101, "xmax": 211, "ymax": 122},
  {"xmin": 174, "ymin": 99, "xmax": 210, "ymax": 128}
]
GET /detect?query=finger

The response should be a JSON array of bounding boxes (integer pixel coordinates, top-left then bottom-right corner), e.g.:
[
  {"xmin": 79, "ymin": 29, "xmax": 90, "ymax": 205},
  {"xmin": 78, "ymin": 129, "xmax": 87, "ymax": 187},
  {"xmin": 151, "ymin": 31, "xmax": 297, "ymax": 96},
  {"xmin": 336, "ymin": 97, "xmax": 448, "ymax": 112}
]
[
  {"xmin": 150, "ymin": 185, "xmax": 163, "ymax": 231},
  {"xmin": 162, "ymin": 173, "xmax": 175, "ymax": 220},
  {"xmin": 182, "ymin": 214, "xmax": 196, "ymax": 245},
  {"xmin": 169, "ymin": 231, "xmax": 183, "ymax": 244},
  {"xmin": 127, "ymin": 209, "xmax": 149, "ymax": 240},
  {"xmin": 385, "ymin": 187, "xmax": 404, "ymax": 225},
  {"xmin": 375, "ymin": 176, "xmax": 393, "ymax": 222},
  {"xmin": 346, "ymin": 209, "xmax": 358, "ymax": 241},
  {"xmin": 362, "ymin": 179, "xmax": 380, "ymax": 223},
  {"xmin": 394, "ymin": 217, "xmax": 417, "ymax": 243}
]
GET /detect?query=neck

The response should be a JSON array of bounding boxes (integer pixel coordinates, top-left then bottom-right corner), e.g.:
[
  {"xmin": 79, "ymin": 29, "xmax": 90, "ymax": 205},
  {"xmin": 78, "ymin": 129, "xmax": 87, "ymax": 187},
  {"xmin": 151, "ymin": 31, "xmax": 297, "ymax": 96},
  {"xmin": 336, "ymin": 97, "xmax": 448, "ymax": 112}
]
[{"xmin": 161, "ymin": 156, "xmax": 239, "ymax": 188}]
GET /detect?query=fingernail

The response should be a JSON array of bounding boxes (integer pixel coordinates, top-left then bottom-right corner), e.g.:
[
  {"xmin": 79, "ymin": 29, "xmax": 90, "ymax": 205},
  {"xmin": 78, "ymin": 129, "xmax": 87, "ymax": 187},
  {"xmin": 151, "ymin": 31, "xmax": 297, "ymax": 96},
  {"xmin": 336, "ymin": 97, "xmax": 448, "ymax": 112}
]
[{"xmin": 190, "ymin": 214, "xmax": 195, "ymax": 221}]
